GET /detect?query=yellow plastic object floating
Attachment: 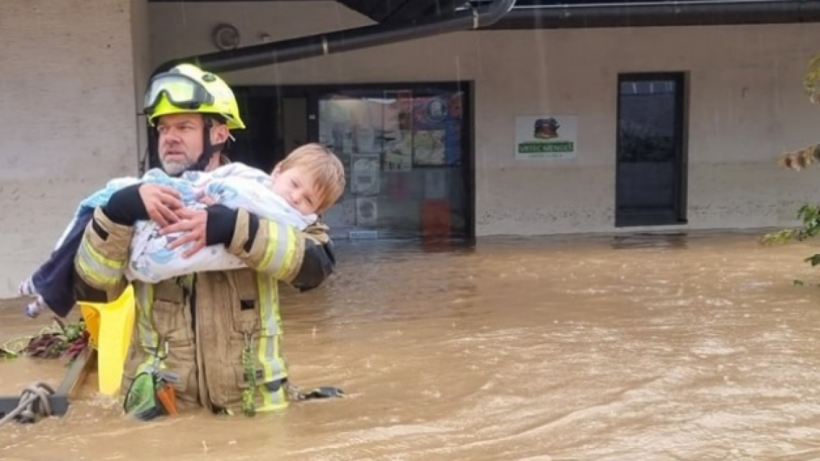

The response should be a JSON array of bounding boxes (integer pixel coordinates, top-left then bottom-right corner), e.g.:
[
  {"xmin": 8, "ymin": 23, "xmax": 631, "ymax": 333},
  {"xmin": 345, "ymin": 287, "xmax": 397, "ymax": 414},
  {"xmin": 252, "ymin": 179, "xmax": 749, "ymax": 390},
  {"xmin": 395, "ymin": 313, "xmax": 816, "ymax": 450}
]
[{"xmin": 79, "ymin": 285, "xmax": 135, "ymax": 396}]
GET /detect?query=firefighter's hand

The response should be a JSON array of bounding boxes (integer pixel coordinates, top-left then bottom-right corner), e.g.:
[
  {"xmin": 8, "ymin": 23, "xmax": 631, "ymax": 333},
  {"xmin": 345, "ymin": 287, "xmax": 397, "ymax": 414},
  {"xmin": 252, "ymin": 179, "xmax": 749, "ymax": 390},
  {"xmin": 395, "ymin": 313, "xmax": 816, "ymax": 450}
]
[
  {"xmin": 140, "ymin": 184, "xmax": 183, "ymax": 227},
  {"xmin": 303, "ymin": 221, "xmax": 331, "ymax": 245},
  {"xmin": 162, "ymin": 207, "xmax": 208, "ymax": 258},
  {"xmin": 104, "ymin": 183, "xmax": 172, "ymax": 226},
  {"xmin": 161, "ymin": 205, "xmax": 238, "ymax": 258}
]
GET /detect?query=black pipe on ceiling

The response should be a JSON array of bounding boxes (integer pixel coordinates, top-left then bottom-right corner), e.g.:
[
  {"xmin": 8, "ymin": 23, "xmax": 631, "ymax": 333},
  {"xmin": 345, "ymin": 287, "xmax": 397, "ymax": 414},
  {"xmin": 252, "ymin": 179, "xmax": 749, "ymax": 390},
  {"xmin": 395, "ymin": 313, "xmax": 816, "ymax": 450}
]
[
  {"xmin": 155, "ymin": 0, "xmax": 516, "ymax": 75},
  {"xmin": 488, "ymin": 0, "xmax": 820, "ymax": 29}
]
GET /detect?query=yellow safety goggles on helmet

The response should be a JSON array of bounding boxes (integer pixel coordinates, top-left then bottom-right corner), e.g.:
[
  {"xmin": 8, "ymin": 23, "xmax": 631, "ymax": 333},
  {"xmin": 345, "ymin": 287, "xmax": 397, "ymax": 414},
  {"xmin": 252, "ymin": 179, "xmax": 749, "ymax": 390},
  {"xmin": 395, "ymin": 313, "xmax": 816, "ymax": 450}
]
[
  {"xmin": 144, "ymin": 72, "xmax": 213, "ymax": 112},
  {"xmin": 143, "ymin": 63, "xmax": 246, "ymax": 130}
]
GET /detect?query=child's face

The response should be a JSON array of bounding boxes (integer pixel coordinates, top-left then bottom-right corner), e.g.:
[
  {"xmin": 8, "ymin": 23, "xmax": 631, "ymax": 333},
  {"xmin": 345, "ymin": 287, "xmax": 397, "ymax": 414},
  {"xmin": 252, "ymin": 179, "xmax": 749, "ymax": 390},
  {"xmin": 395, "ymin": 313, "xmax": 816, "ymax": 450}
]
[{"xmin": 271, "ymin": 166, "xmax": 321, "ymax": 215}]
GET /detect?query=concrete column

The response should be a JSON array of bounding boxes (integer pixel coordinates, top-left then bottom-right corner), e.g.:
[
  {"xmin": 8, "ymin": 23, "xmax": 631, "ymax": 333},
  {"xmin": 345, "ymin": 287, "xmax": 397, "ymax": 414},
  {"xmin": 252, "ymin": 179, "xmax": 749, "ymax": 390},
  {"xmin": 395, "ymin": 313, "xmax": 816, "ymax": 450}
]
[{"xmin": 0, "ymin": 0, "xmax": 147, "ymax": 297}]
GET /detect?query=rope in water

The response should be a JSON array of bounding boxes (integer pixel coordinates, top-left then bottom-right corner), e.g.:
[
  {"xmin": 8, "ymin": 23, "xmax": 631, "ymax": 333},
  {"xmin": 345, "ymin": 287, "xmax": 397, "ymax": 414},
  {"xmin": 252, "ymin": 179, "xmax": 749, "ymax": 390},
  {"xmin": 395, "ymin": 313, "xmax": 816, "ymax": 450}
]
[{"xmin": 0, "ymin": 381, "xmax": 56, "ymax": 428}]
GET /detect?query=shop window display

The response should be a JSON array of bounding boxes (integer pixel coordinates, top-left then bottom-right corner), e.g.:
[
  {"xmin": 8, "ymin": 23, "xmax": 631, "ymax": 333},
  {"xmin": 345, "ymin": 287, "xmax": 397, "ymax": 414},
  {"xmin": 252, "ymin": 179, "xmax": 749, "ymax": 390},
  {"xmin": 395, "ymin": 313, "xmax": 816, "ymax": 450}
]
[{"xmin": 318, "ymin": 88, "xmax": 468, "ymax": 240}]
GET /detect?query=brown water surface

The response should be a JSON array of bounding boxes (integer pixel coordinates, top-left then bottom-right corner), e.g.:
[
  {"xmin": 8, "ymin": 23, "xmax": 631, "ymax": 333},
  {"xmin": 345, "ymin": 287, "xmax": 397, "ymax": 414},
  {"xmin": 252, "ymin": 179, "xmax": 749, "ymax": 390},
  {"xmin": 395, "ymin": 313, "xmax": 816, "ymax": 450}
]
[{"xmin": 1, "ymin": 232, "xmax": 820, "ymax": 461}]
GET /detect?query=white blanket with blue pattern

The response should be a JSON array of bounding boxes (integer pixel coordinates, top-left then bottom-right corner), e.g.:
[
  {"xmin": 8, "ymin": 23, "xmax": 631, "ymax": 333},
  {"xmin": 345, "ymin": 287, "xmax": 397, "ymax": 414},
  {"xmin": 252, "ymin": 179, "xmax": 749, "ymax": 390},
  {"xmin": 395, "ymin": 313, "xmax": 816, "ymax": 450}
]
[{"xmin": 59, "ymin": 163, "xmax": 316, "ymax": 284}]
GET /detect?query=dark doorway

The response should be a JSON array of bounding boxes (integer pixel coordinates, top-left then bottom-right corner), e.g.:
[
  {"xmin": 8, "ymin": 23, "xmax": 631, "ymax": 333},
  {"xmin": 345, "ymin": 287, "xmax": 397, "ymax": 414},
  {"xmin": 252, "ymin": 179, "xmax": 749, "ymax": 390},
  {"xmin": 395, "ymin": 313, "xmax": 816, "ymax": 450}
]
[
  {"xmin": 615, "ymin": 72, "xmax": 687, "ymax": 227},
  {"xmin": 231, "ymin": 88, "xmax": 309, "ymax": 174}
]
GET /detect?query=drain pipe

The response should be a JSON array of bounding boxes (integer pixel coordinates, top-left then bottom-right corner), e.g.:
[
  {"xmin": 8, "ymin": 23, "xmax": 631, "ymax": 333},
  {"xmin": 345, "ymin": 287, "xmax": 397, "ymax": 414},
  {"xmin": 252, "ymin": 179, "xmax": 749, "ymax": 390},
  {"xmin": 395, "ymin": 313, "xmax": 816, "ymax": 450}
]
[
  {"xmin": 155, "ymin": 0, "xmax": 516, "ymax": 75},
  {"xmin": 489, "ymin": 0, "xmax": 820, "ymax": 29}
]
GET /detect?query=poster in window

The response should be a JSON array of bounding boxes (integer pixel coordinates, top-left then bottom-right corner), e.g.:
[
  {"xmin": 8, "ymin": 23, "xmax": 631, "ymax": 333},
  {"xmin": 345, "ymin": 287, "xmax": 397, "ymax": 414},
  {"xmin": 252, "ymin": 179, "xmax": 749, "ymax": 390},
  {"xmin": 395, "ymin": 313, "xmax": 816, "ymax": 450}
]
[
  {"xmin": 322, "ymin": 192, "xmax": 357, "ymax": 233},
  {"xmin": 378, "ymin": 90, "xmax": 414, "ymax": 172},
  {"xmin": 354, "ymin": 126, "xmax": 379, "ymax": 154},
  {"xmin": 350, "ymin": 153, "xmax": 380, "ymax": 196},
  {"xmin": 383, "ymin": 130, "xmax": 413, "ymax": 171},
  {"xmin": 355, "ymin": 197, "xmax": 378, "ymax": 226},
  {"xmin": 318, "ymin": 98, "xmax": 355, "ymax": 165},
  {"xmin": 412, "ymin": 94, "xmax": 463, "ymax": 166}
]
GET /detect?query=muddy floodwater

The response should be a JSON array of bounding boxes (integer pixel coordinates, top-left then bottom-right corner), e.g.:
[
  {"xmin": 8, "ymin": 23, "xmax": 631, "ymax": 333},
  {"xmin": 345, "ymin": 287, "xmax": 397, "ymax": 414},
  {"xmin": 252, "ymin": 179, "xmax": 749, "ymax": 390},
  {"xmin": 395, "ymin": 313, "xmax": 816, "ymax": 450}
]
[{"xmin": 2, "ymin": 231, "xmax": 820, "ymax": 461}]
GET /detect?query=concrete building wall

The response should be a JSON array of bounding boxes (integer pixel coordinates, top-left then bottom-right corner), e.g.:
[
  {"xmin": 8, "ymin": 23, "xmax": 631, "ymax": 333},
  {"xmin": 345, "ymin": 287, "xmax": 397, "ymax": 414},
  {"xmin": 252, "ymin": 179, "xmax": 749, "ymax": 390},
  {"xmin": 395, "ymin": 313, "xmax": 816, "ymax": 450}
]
[
  {"xmin": 149, "ymin": 2, "xmax": 820, "ymax": 237},
  {"xmin": 0, "ymin": 0, "xmax": 147, "ymax": 297}
]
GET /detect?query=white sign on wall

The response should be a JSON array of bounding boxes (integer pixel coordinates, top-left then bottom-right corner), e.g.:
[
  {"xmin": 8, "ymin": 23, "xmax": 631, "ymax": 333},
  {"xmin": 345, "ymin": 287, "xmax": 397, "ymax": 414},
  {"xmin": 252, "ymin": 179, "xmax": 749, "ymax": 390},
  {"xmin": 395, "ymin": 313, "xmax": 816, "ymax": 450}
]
[{"xmin": 515, "ymin": 115, "xmax": 577, "ymax": 160}]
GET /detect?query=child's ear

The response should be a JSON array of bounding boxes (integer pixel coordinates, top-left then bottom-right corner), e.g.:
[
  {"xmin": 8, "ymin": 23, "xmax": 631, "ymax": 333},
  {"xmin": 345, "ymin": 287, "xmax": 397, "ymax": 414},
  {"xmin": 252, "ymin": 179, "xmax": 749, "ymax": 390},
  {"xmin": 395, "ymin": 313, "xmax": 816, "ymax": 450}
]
[{"xmin": 271, "ymin": 164, "xmax": 282, "ymax": 178}]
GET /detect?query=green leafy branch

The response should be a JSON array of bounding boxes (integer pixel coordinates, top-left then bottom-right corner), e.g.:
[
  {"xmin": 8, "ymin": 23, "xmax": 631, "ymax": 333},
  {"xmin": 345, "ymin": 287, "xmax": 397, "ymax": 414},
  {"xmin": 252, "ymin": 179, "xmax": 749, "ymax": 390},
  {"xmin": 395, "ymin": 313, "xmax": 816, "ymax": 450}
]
[{"xmin": 759, "ymin": 54, "xmax": 820, "ymax": 285}]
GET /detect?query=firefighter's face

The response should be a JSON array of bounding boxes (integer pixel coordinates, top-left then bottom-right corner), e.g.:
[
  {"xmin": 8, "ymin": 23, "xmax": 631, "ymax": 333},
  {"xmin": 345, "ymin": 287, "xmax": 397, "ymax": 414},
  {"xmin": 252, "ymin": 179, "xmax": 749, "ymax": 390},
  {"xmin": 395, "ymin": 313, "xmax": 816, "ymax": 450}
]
[{"xmin": 156, "ymin": 114, "xmax": 227, "ymax": 175}]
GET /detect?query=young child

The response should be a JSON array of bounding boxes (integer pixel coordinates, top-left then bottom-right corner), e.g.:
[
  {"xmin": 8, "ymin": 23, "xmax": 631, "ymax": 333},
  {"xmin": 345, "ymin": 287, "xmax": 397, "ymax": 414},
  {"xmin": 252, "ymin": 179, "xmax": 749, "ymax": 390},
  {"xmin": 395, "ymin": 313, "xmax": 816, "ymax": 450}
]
[{"xmin": 20, "ymin": 143, "xmax": 346, "ymax": 318}]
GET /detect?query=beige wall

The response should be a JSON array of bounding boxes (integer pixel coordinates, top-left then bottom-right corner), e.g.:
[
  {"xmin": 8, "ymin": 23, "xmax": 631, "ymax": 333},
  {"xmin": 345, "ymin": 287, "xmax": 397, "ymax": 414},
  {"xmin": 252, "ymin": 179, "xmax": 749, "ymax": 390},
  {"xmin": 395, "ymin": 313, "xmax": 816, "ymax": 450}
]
[
  {"xmin": 0, "ymin": 0, "xmax": 147, "ymax": 297},
  {"xmin": 150, "ymin": 2, "xmax": 820, "ymax": 237}
]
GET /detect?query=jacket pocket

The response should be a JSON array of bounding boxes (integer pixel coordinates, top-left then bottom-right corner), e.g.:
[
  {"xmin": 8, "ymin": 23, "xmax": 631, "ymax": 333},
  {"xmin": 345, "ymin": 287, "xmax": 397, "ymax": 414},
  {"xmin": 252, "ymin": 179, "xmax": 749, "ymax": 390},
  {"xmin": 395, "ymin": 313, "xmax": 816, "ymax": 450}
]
[{"xmin": 230, "ymin": 271, "xmax": 261, "ymax": 335}]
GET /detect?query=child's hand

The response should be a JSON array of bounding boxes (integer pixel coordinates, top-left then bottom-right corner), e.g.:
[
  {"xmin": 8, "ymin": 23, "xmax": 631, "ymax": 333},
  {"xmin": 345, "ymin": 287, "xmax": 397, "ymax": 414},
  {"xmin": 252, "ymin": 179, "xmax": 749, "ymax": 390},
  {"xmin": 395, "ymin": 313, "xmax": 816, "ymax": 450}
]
[{"xmin": 198, "ymin": 193, "xmax": 217, "ymax": 207}]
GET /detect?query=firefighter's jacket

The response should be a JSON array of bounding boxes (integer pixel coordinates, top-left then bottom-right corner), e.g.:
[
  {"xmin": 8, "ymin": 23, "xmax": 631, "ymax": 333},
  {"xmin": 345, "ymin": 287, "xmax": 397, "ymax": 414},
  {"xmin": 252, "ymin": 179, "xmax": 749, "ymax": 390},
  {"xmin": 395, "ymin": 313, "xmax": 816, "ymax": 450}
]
[{"xmin": 72, "ymin": 205, "xmax": 335, "ymax": 413}]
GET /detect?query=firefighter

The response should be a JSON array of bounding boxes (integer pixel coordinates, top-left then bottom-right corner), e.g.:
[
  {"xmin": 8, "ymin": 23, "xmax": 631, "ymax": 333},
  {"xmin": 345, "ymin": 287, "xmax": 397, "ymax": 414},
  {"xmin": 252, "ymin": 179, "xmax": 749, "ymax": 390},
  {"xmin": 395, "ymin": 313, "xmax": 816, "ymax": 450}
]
[{"xmin": 73, "ymin": 63, "xmax": 338, "ymax": 416}]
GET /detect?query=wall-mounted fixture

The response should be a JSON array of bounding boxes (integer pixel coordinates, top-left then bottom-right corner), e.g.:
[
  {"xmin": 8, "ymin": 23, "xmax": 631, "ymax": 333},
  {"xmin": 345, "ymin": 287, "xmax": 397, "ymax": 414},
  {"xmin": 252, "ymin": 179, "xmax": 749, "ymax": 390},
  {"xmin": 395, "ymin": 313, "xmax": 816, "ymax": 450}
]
[{"xmin": 212, "ymin": 23, "xmax": 240, "ymax": 51}]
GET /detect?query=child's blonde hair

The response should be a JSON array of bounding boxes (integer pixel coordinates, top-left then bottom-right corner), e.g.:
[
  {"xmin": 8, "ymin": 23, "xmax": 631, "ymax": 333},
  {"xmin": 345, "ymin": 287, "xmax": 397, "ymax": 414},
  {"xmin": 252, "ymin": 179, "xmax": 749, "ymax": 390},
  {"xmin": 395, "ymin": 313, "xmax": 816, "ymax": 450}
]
[{"xmin": 277, "ymin": 143, "xmax": 346, "ymax": 213}]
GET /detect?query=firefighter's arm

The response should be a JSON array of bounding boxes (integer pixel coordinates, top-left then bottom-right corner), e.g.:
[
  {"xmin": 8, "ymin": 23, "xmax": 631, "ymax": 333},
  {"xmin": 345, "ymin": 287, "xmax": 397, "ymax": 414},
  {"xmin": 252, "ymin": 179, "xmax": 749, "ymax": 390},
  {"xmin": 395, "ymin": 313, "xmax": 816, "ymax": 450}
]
[
  {"xmin": 72, "ymin": 188, "xmax": 140, "ymax": 302},
  {"xmin": 206, "ymin": 205, "xmax": 335, "ymax": 289}
]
